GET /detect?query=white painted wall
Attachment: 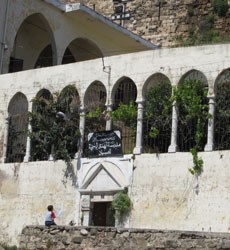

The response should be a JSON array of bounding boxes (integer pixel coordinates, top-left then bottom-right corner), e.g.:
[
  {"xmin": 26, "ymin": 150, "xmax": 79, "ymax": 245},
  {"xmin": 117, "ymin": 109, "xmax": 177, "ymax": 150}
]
[
  {"xmin": 130, "ymin": 151, "xmax": 230, "ymax": 233},
  {"xmin": 0, "ymin": 151, "xmax": 229, "ymax": 246},
  {"xmin": 0, "ymin": 161, "xmax": 78, "ymax": 245}
]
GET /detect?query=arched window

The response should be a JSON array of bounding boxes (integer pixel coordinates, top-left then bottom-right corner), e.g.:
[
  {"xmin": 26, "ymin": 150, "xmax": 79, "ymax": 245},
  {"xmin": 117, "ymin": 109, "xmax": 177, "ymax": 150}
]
[
  {"xmin": 84, "ymin": 81, "xmax": 107, "ymax": 132},
  {"xmin": 55, "ymin": 85, "xmax": 80, "ymax": 159},
  {"xmin": 6, "ymin": 93, "xmax": 28, "ymax": 163},
  {"xmin": 177, "ymin": 70, "xmax": 208, "ymax": 152},
  {"xmin": 84, "ymin": 81, "xmax": 107, "ymax": 156},
  {"xmin": 143, "ymin": 74, "xmax": 172, "ymax": 153},
  {"xmin": 112, "ymin": 77, "xmax": 137, "ymax": 154},
  {"xmin": 214, "ymin": 69, "xmax": 230, "ymax": 150},
  {"xmin": 30, "ymin": 89, "xmax": 53, "ymax": 161}
]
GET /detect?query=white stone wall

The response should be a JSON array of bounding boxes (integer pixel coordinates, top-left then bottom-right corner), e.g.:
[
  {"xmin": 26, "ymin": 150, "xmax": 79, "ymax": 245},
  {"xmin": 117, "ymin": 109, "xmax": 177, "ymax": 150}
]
[
  {"xmin": 0, "ymin": 161, "xmax": 78, "ymax": 245},
  {"xmin": 0, "ymin": 151, "xmax": 229, "ymax": 245},
  {"xmin": 130, "ymin": 151, "xmax": 230, "ymax": 233},
  {"xmin": 0, "ymin": 44, "xmax": 229, "ymax": 160}
]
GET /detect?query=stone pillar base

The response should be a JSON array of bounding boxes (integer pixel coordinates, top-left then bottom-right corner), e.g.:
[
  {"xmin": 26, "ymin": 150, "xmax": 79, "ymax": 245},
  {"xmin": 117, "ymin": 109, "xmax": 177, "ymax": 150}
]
[
  {"xmin": 204, "ymin": 143, "xmax": 214, "ymax": 152},
  {"xmin": 168, "ymin": 144, "xmax": 178, "ymax": 153},
  {"xmin": 133, "ymin": 147, "xmax": 142, "ymax": 155}
]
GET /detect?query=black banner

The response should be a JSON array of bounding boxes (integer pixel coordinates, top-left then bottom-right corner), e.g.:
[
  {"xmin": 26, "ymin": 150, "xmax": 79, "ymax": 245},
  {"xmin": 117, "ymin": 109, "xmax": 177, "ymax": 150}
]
[{"xmin": 88, "ymin": 130, "xmax": 122, "ymax": 157}]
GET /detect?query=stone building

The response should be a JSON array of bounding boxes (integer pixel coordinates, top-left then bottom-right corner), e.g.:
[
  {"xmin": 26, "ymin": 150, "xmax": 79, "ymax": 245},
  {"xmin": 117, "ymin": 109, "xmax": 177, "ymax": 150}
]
[{"xmin": 0, "ymin": 0, "xmax": 229, "ymax": 246}]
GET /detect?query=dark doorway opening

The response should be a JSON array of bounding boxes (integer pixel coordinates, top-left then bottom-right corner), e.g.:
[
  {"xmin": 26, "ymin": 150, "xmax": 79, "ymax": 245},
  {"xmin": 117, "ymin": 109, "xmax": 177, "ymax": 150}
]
[{"xmin": 91, "ymin": 202, "xmax": 115, "ymax": 227}]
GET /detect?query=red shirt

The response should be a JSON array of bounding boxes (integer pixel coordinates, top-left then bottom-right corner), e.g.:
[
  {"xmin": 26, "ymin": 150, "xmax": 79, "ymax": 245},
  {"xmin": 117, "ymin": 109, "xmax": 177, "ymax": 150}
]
[{"xmin": 51, "ymin": 211, "xmax": 56, "ymax": 220}]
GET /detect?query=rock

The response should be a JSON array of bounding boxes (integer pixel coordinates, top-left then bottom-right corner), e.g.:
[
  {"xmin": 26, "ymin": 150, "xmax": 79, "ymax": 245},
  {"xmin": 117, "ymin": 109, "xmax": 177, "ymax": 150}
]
[{"xmin": 80, "ymin": 228, "xmax": 89, "ymax": 236}]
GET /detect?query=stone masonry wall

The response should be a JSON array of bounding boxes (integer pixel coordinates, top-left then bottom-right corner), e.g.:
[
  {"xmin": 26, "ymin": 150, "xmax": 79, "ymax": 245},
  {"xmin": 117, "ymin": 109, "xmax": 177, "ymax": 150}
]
[
  {"xmin": 61, "ymin": 0, "xmax": 230, "ymax": 47},
  {"xmin": 19, "ymin": 226, "xmax": 230, "ymax": 250}
]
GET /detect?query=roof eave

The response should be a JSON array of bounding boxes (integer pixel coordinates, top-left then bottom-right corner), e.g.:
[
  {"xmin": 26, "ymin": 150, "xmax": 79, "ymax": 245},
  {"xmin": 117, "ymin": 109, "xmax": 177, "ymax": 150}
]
[{"xmin": 44, "ymin": 0, "xmax": 159, "ymax": 50}]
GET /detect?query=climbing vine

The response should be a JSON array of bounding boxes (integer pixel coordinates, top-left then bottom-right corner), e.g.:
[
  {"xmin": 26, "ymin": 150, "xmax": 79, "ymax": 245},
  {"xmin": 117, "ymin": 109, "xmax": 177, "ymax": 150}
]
[{"xmin": 28, "ymin": 85, "xmax": 80, "ymax": 164}]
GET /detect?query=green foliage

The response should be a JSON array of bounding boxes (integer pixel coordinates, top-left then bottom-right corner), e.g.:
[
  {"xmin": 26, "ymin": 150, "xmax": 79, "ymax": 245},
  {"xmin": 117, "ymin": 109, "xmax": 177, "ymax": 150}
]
[
  {"xmin": 1, "ymin": 244, "xmax": 18, "ymax": 250},
  {"xmin": 189, "ymin": 148, "xmax": 204, "ymax": 175},
  {"xmin": 29, "ymin": 85, "xmax": 80, "ymax": 163},
  {"xmin": 215, "ymin": 71, "xmax": 230, "ymax": 150},
  {"xmin": 173, "ymin": 79, "xmax": 209, "ymax": 175},
  {"xmin": 143, "ymin": 81, "xmax": 172, "ymax": 152},
  {"xmin": 111, "ymin": 101, "xmax": 137, "ymax": 125},
  {"xmin": 149, "ymin": 126, "xmax": 159, "ymax": 139},
  {"xmin": 213, "ymin": 0, "xmax": 229, "ymax": 16},
  {"xmin": 173, "ymin": 79, "xmax": 208, "ymax": 124},
  {"xmin": 112, "ymin": 189, "xmax": 131, "ymax": 217},
  {"xmin": 87, "ymin": 106, "xmax": 103, "ymax": 118},
  {"xmin": 111, "ymin": 101, "xmax": 137, "ymax": 154},
  {"xmin": 175, "ymin": 12, "xmax": 230, "ymax": 46}
]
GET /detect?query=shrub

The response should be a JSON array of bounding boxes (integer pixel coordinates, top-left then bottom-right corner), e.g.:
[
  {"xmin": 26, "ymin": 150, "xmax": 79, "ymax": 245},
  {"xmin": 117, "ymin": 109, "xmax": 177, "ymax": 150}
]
[
  {"xmin": 112, "ymin": 190, "xmax": 131, "ymax": 217},
  {"xmin": 213, "ymin": 0, "xmax": 229, "ymax": 17}
]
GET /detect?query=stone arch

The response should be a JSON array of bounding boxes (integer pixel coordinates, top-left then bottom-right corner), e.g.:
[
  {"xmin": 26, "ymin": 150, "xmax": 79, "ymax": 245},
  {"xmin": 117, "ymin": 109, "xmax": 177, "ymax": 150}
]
[
  {"xmin": 62, "ymin": 38, "xmax": 103, "ymax": 64},
  {"xmin": 9, "ymin": 13, "xmax": 56, "ymax": 72},
  {"xmin": 111, "ymin": 77, "xmax": 137, "ymax": 154},
  {"xmin": 30, "ymin": 89, "xmax": 53, "ymax": 161},
  {"xmin": 83, "ymin": 81, "xmax": 107, "ymax": 156},
  {"xmin": 33, "ymin": 88, "xmax": 53, "ymax": 111},
  {"xmin": 177, "ymin": 69, "xmax": 208, "ymax": 152},
  {"xmin": 142, "ymin": 73, "xmax": 172, "ymax": 153},
  {"xmin": 6, "ymin": 92, "xmax": 28, "ymax": 163},
  {"xmin": 58, "ymin": 85, "xmax": 80, "ymax": 116},
  {"xmin": 179, "ymin": 69, "xmax": 208, "ymax": 87},
  {"xmin": 214, "ymin": 68, "xmax": 230, "ymax": 150},
  {"xmin": 84, "ymin": 81, "xmax": 107, "ymax": 111},
  {"xmin": 84, "ymin": 81, "xmax": 107, "ymax": 137},
  {"xmin": 111, "ymin": 76, "xmax": 137, "ymax": 106},
  {"xmin": 143, "ymin": 73, "xmax": 171, "ymax": 99},
  {"xmin": 55, "ymin": 85, "xmax": 81, "ymax": 158}
]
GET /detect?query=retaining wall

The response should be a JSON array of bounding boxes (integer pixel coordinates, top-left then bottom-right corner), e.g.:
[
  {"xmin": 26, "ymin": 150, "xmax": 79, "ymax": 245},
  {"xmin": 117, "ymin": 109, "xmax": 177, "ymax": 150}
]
[{"xmin": 19, "ymin": 226, "xmax": 230, "ymax": 250}]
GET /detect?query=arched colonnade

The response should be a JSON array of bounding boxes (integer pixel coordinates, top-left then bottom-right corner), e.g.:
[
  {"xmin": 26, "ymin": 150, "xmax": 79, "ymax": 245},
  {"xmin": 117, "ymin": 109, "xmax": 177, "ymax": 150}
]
[
  {"xmin": 3, "ymin": 67, "xmax": 230, "ymax": 163},
  {"xmin": 6, "ymin": 13, "xmax": 103, "ymax": 73}
]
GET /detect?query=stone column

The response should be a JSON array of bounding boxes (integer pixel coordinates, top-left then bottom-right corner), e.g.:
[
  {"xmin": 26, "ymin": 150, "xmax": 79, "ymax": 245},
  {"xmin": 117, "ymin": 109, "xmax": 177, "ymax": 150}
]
[
  {"xmin": 76, "ymin": 107, "xmax": 85, "ymax": 158},
  {"xmin": 105, "ymin": 104, "xmax": 113, "ymax": 131},
  {"xmin": 133, "ymin": 101, "xmax": 144, "ymax": 155},
  {"xmin": 81, "ymin": 195, "xmax": 91, "ymax": 226},
  {"xmin": 2, "ymin": 118, "xmax": 9, "ymax": 163},
  {"xmin": 23, "ymin": 119, "xmax": 31, "ymax": 162},
  {"xmin": 204, "ymin": 96, "xmax": 215, "ymax": 151},
  {"xmin": 48, "ymin": 145, "xmax": 54, "ymax": 161},
  {"xmin": 168, "ymin": 101, "xmax": 179, "ymax": 152}
]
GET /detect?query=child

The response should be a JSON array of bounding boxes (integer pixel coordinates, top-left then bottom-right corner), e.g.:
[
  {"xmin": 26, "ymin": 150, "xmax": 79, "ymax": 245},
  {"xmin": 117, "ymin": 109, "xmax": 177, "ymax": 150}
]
[{"xmin": 45, "ymin": 205, "xmax": 56, "ymax": 226}]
